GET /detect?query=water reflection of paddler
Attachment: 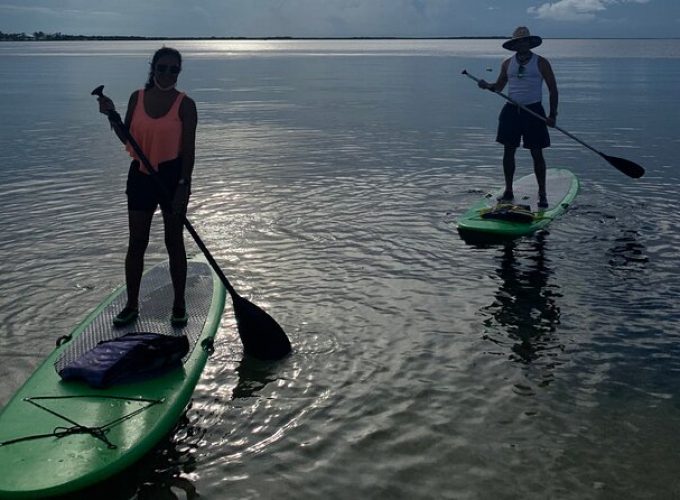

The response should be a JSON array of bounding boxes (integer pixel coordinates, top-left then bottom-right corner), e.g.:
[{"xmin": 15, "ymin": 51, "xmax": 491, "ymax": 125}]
[{"xmin": 481, "ymin": 234, "xmax": 561, "ymax": 366}]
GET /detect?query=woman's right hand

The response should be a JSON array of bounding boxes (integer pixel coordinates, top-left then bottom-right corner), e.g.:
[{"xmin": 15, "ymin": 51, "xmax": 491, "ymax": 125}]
[{"xmin": 97, "ymin": 96, "xmax": 115, "ymax": 115}]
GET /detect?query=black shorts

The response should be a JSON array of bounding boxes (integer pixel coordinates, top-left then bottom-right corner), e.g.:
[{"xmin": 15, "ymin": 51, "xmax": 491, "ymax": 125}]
[
  {"xmin": 126, "ymin": 158, "xmax": 185, "ymax": 212},
  {"xmin": 496, "ymin": 102, "xmax": 550, "ymax": 150}
]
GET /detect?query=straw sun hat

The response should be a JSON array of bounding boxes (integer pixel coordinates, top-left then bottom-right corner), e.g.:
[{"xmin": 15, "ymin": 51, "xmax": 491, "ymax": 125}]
[{"xmin": 502, "ymin": 26, "xmax": 543, "ymax": 51}]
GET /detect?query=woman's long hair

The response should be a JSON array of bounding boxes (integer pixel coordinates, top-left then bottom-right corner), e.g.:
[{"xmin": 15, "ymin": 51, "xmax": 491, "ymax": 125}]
[{"xmin": 144, "ymin": 47, "xmax": 182, "ymax": 90}]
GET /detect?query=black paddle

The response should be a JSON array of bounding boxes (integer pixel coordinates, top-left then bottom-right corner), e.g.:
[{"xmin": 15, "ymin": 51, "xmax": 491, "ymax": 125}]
[
  {"xmin": 92, "ymin": 85, "xmax": 292, "ymax": 361},
  {"xmin": 462, "ymin": 70, "xmax": 645, "ymax": 179}
]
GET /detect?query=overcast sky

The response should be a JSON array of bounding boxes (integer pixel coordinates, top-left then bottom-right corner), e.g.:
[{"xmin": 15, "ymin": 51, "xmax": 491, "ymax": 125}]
[{"xmin": 0, "ymin": 0, "xmax": 677, "ymax": 39}]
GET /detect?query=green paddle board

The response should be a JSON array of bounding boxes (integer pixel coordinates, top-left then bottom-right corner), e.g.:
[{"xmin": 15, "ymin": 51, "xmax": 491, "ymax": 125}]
[
  {"xmin": 457, "ymin": 168, "xmax": 579, "ymax": 242},
  {"xmin": 0, "ymin": 256, "xmax": 226, "ymax": 498}
]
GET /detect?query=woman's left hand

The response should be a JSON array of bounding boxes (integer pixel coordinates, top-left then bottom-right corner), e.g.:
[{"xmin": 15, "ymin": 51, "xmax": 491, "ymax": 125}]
[{"xmin": 172, "ymin": 183, "xmax": 191, "ymax": 216}]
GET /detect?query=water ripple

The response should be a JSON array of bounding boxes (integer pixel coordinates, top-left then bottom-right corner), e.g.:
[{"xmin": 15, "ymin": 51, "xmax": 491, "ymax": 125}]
[{"xmin": 2, "ymin": 41, "xmax": 680, "ymax": 499}]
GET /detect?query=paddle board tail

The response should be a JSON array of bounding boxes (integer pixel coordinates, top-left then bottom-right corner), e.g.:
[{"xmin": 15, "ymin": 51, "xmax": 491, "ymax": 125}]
[{"xmin": 0, "ymin": 256, "xmax": 226, "ymax": 498}]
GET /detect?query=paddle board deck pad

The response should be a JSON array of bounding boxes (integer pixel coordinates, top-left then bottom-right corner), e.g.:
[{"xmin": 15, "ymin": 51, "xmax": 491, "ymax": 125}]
[
  {"xmin": 457, "ymin": 168, "xmax": 579, "ymax": 242},
  {"xmin": 0, "ymin": 257, "xmax": 226, "ymax": 498}
]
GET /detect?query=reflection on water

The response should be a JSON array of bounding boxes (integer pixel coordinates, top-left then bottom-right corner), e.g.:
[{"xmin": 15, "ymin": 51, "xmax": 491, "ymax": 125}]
[
  {"xmin": 2, "ymin": 39, "xmax": 680, "ymax": 499},
  {"xmin": 607, "ymin": 229, "xmax": 649, "ymax": 271},
  {"xmin": 481, "ymin": 234, "xmax": 562, "ymax": 374},
  {"xmin": 231, "ymin": 356, "xmax": 282, "ymax": 399}
]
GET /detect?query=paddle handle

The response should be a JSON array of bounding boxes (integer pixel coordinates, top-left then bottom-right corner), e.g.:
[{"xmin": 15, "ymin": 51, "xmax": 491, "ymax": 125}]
[{"xmin": 91, "ymin": 86, "xmax": 238, "ymax": 299}]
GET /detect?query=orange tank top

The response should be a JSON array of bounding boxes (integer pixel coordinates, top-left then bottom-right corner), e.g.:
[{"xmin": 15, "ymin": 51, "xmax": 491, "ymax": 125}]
[{"xmin": 126, "ymin": 89, "xmax": 185, "ymax": 174}]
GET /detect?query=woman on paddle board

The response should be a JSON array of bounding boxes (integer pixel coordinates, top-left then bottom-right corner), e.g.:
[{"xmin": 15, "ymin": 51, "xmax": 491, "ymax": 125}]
[
  {"xmin": 97, "ymin": 47, "xmax": 196, "ymax": 327},
  {"xmin": 477, "ymin": 27, "xmax": 558, "ymax": 208}
]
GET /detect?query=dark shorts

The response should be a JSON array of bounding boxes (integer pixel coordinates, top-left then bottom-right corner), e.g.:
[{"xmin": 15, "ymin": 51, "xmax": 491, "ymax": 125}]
[
  {"xmin": 496, "ymin": 102, "xmax": 550, "ymax": 150},
  {"xmin": 126, "ymin": 158, "xmax": 184, "ymax": 212}
]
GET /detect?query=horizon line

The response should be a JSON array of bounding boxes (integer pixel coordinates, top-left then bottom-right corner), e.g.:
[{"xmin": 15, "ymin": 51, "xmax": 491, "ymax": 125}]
[{"xmin": 1, "ymin": 33, "xmax": 679, "ymax": 42}]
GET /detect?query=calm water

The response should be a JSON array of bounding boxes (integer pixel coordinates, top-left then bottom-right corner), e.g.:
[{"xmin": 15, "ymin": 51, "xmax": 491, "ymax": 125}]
[{"xmin": 1, "ymin": 39, "xmax": 679, "ymax": 499}]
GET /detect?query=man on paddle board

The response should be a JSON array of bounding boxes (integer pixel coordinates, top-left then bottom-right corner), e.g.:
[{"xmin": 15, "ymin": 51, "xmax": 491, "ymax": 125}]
[
  {"xmin": 477, "ymin": 26, "xmax": 558, "ymax": 208},
  {"xmin": 97, "ymin": 47, "xmax": 196, "ymax": 327}
]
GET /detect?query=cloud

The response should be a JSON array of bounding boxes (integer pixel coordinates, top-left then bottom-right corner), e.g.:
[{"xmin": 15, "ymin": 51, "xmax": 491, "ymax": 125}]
[
  {"xmin": 208, "ymin": 0, "xmax": 471, "ymax": 38},
  {"xmin": 0, "ymin": 2, "xmax": 134, "ymax": 34},
  {"xmin": 0, "ymin": 0, "xmax": 468, "ymax": 37},
  {"xmin": 528, "ymin": 0, "xmax": 651, "ymax": 22}
]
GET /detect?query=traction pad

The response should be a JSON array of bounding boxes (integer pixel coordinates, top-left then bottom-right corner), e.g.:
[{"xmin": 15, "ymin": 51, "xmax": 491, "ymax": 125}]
[{"xmin": 55, "ymin": 261, "xmax": 215, "ymax": 377}]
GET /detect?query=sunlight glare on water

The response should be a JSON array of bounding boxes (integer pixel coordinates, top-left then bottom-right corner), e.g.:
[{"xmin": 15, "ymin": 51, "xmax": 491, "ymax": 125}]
[{"xmin": 0, "ymin": 39, "xmax": 679, "ymax": 499}]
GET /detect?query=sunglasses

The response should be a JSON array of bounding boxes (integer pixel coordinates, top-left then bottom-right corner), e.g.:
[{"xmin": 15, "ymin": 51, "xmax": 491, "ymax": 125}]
[
  {"xmin": 155, "ymin": 64, "xmax": 181, "ymax": 75},
  {"xmin": 517, "ymin": 64, "xmax": 526, "ymax": 79}
]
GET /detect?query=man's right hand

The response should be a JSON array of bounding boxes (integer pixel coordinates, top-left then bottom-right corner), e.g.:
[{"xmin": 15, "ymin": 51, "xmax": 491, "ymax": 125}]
[{"xmin": 477, "ymin": 80, "xmax": 494, "ymax": 91}]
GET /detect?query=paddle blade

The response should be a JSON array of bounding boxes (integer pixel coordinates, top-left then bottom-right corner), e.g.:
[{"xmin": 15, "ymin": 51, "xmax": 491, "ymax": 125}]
[
  {"xmin": 231, "ymin": 294, "xmax": 292, "ymax": 361},
  {"xmin": 602, "ymin": 153, "xmax": 645, "ymax": 179}
]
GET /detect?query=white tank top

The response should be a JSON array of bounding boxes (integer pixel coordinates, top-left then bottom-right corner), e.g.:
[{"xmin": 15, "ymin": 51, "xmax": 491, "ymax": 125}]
[{"xmin": 507, "ymin": 54, "xmax": 543, "ymax": 105}]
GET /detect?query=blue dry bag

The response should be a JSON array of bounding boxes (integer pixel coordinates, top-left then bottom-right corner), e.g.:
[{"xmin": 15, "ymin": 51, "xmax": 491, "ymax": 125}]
[{"xmin": 58, "ymin": 332, "xmax": 189, "ymax": 388}]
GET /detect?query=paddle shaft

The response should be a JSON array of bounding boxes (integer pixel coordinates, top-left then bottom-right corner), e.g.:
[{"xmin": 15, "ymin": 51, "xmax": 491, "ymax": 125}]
[
  {"xmin": 461, "ymin": 70, "xmax": 608, "ymax": 153},
  {"xmin": 93, "ymin": 85, "xmax": 293, "ymax": 361},
  {"xmin": 92, "ymin": 87, "xmax": 238, "ymax": 298}
]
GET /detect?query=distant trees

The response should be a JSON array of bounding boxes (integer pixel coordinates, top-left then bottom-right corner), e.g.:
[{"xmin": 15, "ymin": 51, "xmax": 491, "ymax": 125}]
[
  {"xmin": 0, "ymin": 31, "xmax": 150, "ymax": 41},
  {"xmin": 0, "ymin": 31, "xmax": 61, "ymax": 41},
  {"xmin": 0, "ymin": 31, "xmax": 74, "ymax": 41},
  {"xmin": 0, "ymin": 31, "xmax": 33, "ymax": 41}
]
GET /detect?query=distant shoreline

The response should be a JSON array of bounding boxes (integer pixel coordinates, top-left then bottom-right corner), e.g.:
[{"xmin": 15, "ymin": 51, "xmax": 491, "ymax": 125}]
[
  {"xmin": 1, "ymin": 35, "xmax": 677, "ymax": 42},
  {"xmin": 2, "ymin": 31, "xmax": 678, "ymax": 42},
  {"xmin": 2, "ymin": 34, "xmax": 509, "ymax": 42}
]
